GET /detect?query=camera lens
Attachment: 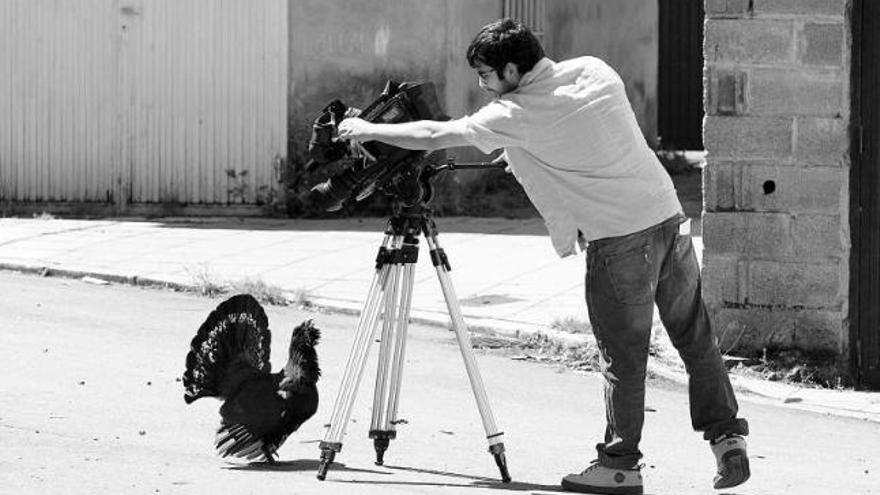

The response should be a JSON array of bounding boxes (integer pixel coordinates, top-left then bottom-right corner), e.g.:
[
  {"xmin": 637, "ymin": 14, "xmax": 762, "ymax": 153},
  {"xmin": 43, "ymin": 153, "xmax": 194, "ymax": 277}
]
[{"xmin": 308, "ymin": 167, "xmax": 360, "ymax": 212}]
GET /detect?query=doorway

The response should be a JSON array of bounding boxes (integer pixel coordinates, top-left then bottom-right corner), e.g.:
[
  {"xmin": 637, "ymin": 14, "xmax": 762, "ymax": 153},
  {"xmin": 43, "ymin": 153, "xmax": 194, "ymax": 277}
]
[
  {"xmin": 657, "ymin": 0, "xmax": 704, "ymax": 150},
  {"xmin": 851, "ymin": 0, "xmax": 880, "ymax": 390}
]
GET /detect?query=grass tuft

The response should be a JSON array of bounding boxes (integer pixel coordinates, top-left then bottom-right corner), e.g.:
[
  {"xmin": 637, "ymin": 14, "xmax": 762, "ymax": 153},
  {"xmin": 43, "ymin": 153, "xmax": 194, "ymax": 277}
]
[
  {"xmin": 291, "ymin": 288, "xmax": 315, "ymax": 309},
  {"xmin": 726, "ymin": 347, "xmax": 852, "ymax": 390},
  {"xmin": 185, "ymin": 264, "xmax": 226, "ymax": 297},
  {"xmin": 183, "ymin": 264, "xmax": 313, "ymax": 308},
  {"xmin": 549, "ymin": 316, "xmax": 592, "ymax": 334},
  {"xmin": 230, "ymin": 277, "xmax": 290, "ymax": 306}
]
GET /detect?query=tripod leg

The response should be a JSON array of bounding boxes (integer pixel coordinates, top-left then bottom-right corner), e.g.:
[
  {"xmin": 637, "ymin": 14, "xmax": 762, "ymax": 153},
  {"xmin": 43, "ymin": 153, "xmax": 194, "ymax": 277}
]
[
  {"xmin": 387, "ymin": 260, "xmax": 416, "ymax": 427},
  {"xmin": 424, "ymin": 232, "xmax": 512, "ymax": 483},
  {"xmin": 369, "ymin": 247, "xmax": 402, "ymax": 465},
  {"xmin": 370, "ymin": 237, "xmax": 418, "ymax": 465},
  {"xmin": 317, "ymin": 237, "xmax": 394, "ymax": 481},
  {"xmin": 375, "ymin": 254, "xmax": 417, "ymax": 465}
]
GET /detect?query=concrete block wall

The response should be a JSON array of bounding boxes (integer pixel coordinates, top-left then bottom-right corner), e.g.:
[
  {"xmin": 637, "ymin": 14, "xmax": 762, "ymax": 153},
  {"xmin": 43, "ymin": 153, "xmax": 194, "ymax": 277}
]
[{"xmin": 702, "ymin": 0, "xmax": 850, "ymax": 355}]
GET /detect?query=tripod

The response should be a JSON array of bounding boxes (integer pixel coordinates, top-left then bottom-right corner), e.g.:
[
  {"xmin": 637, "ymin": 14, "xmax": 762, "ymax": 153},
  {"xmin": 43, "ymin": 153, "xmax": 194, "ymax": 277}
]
[{"xmin": 315, "ymin": 168, "xmax": 511, "ymax": 482}]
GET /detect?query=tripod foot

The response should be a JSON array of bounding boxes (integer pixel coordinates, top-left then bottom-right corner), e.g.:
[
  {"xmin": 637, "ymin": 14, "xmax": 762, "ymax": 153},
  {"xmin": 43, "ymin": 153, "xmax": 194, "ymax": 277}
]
[
  {"xmin": 370, "ymin": 431, "xmax": 395, "ymax": 465},
  {"xmin": 493, "ymin": 452, "xmax": 511, "ymax": 483},
  {"xmin": 373, "ymin": 437, "xmax": 390, "ymax": 466},
  {"xmin": 316, "ymin": 447, "xmax": 337, "ymax": 480},
  {"xmin": 489, "ymin": 443, "xmax": 511, "ymax": 483}
]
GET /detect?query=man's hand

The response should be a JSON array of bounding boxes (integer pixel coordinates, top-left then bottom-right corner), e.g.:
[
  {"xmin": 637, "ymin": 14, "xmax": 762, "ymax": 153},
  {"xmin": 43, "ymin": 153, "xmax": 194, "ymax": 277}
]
[
  {"xmin": 492, "ymin": 153, "xmax": 512, "ymax": 174},
  {"xmin": 337, "ymin": 117, "xmax": 373, "ymax": 141}
]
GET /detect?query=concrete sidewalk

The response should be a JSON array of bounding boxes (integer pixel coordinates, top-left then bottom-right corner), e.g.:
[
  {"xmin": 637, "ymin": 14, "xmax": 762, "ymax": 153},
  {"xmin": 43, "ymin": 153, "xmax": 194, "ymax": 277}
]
[{"xmin": 0, "ymin": 215, "xmax": 878, "ymax": 423}]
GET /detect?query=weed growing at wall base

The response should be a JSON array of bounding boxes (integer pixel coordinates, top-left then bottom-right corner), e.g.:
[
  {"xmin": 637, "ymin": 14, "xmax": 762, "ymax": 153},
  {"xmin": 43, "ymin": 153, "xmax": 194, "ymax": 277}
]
[
  {"xmin": 183, "ymin": 264, "xmax": 313, "ymax": 308},
  {"xmin": 727, "ymin": 347, "xmax": 852, "ymax": 390},
  {"xmin": 185, "ymin": 264, "xmax": 226, "ymax": 297},
  {"xmin": 232, "ymin": 277, "xmax": 291, "ymax": 306}
]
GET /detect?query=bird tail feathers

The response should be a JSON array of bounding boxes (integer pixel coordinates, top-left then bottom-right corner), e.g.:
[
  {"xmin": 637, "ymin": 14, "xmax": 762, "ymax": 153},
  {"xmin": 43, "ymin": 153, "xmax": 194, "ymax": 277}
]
[{"xmin": 183, "ymin": 294, "xmax": 271, "ymax": 404}]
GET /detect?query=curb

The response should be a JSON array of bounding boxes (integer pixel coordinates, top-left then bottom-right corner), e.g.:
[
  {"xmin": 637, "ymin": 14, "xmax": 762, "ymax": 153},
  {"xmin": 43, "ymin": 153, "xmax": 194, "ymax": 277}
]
[{"xmin": 0, "ymin": 263, "xmax": 191, "ymax": 292}]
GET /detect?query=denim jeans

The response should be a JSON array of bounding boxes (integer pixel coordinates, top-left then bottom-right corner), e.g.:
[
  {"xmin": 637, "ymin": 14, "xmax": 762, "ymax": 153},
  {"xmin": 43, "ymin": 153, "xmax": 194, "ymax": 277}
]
[{"xmin": 585, "ymin": 214, "xmax": 748, "ymax": 469}]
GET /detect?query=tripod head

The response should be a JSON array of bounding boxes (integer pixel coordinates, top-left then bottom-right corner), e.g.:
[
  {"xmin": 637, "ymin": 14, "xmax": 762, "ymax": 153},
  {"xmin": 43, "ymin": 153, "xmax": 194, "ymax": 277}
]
[
  {"xmin": 376, "ymin": 157, "xmax": 508, "ymax": 260},
  {"xmin": 389, "ymin": 157, "xmax": 508, "ymax": 217}
]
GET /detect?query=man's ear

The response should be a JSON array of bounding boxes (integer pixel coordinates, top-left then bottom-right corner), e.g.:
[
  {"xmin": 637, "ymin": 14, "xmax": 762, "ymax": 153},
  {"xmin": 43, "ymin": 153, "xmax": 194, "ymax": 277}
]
[{"xmin": 503, "ymin": 62, "xmax": 521, "ymax": 83}]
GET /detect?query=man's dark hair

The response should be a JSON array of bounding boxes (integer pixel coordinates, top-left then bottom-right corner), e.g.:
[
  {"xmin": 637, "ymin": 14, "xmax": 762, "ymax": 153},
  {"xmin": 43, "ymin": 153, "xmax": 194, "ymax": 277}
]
[{"xmin": 466, "ymin": 18, "xmax": 545, "ymax": 77}]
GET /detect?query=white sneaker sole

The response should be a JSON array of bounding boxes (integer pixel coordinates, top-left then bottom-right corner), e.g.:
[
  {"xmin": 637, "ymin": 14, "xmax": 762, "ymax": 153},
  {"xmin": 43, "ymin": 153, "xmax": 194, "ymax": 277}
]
[{"xmin": 561, "ymin": 477, "xmax": 644, "ymax": 495}]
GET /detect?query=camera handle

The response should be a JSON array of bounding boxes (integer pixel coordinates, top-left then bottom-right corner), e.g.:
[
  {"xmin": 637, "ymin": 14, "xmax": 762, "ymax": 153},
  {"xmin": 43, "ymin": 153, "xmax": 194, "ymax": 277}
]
[
  {"xmin": 414, "ymin": 158, "xmax": 509, "ymax": 208},
  {"xmin": 430, "ymin": 157, "xmax": 508, "ymax": 172}
]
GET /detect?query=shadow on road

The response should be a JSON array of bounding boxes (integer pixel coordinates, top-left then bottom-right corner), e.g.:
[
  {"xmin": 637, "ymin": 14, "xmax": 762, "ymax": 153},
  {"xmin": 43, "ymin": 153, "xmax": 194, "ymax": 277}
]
[
  {"xmin": 224, "ymin": 459, "xmax": 562, "ymax": 491},
  {"xmin": 222, "ymin": 458, "xmax": 389, "ymax": 476},
  {"xmin": 332, "ymin": 479, "xmax": 563, "ymax": 492},
  {"xmin": 337, "ymin": 464, "xmax": 564, "ymax": 492}
]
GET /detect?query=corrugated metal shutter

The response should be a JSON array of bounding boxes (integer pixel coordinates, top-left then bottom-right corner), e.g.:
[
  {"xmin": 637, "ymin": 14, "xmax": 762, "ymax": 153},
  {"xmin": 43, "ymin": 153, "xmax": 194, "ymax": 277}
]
[
  {"xmin": 0, "ymin": 0, "xmax": 116, "ymax": 202},
  {"xmin": 503, "ymin": 0, "xmax": 545, "ymax": 40},
  {"xmin": 0, "ymin": 0, "xmax": 287, "ymax": 207}
]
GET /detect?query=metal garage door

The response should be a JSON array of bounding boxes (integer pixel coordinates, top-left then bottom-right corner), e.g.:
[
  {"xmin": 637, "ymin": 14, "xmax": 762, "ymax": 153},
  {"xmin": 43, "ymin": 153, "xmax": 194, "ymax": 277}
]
[{"xmin": 0, "ymin": 0, "xmax": 288, "ymax": 210}]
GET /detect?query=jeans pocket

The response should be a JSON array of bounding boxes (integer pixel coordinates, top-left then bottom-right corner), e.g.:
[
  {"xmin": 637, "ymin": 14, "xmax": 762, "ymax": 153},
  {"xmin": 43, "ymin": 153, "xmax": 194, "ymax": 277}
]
[
  {"xmin": 672, "ymin": 234, "xmax": 700, "ymax": 286},
  {"xmin": 604, "ymin": 245, "xmax": 654, "ymax": 305}
]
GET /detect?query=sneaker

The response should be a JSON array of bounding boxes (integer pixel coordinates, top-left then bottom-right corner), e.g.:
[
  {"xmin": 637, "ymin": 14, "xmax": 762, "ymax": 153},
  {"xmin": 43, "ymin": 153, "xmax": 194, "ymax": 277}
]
[
  {"xmin": 711, "ymin": 434, "xmax": 750, "ymax": 489},
  {"xmin": 561, "ymin": 461, "xmax": 643, "ymax": 495}
]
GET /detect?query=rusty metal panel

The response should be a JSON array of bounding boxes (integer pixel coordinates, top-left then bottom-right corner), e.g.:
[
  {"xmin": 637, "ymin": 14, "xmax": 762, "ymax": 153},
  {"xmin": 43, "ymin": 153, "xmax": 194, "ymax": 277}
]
[{"xmin": 0, "ymin": 0, "xmax": 288, "ymax": 206}]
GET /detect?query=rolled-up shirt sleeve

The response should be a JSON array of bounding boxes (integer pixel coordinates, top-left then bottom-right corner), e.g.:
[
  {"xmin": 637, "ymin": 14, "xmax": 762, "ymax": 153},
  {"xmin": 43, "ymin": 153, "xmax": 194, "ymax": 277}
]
[{"xmin": 453, "ymin": 100, "xmax": 530, "ymax": 154}]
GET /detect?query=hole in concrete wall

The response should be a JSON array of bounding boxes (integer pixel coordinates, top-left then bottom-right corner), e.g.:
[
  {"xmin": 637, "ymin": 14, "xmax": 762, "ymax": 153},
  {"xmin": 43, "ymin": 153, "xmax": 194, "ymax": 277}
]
[{"xmin": 763, "ymin": 180, "xmax": 776, "ymax": 195}]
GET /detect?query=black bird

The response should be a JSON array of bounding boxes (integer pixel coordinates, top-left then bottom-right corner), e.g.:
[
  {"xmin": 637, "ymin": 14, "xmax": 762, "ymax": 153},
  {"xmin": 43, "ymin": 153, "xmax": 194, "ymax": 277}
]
[{"xmin": 183, "ymin": 294, "xmax": 321, "ymax": 463}]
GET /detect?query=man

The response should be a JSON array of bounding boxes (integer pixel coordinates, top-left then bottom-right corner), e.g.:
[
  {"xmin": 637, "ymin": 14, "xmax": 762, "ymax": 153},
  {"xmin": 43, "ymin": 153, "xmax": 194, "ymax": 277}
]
[{"xmin": 337, "ymin": 18, "xmax": 750, "ymax": 495}]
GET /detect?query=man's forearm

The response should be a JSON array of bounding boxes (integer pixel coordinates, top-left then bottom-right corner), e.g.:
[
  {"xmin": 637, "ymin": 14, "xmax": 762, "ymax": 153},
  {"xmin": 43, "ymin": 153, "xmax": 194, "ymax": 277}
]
[{"xmin": 358, "ymin": 120, "xmax": 469, "ymax": 151}]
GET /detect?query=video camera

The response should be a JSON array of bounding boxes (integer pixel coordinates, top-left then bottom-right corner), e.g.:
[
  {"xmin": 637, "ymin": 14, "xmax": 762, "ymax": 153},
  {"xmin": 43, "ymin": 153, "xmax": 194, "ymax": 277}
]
[{"xmin": 306, "ymin": 80, "xmax": 448, "ymax": 212}]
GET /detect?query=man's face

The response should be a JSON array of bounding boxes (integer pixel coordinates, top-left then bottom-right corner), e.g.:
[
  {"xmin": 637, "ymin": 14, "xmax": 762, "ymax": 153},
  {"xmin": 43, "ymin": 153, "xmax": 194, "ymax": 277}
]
[{"xmin": 474, "ymin": 62, "xmax": 519, "ymax": 98}]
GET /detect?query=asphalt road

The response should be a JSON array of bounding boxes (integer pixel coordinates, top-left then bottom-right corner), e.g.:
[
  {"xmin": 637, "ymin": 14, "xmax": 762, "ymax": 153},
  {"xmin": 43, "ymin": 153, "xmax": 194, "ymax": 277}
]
[{"xmin": 0, "ymin": 271, "xmax": 877, "ymax": 495}]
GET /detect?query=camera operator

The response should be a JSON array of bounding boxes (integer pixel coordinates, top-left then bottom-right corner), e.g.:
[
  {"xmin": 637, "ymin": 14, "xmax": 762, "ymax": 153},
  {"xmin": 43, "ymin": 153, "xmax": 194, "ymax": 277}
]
[{"xmin": 337, "ymin": 18, "xmax": 749, "ymax": 495}]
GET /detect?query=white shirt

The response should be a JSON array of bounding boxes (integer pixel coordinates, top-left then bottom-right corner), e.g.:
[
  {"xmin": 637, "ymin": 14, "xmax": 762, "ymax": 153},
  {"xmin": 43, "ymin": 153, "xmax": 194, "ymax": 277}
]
[{"xmin": 454, "ymin": 56, "xmax": 682, "ymax": 257}]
